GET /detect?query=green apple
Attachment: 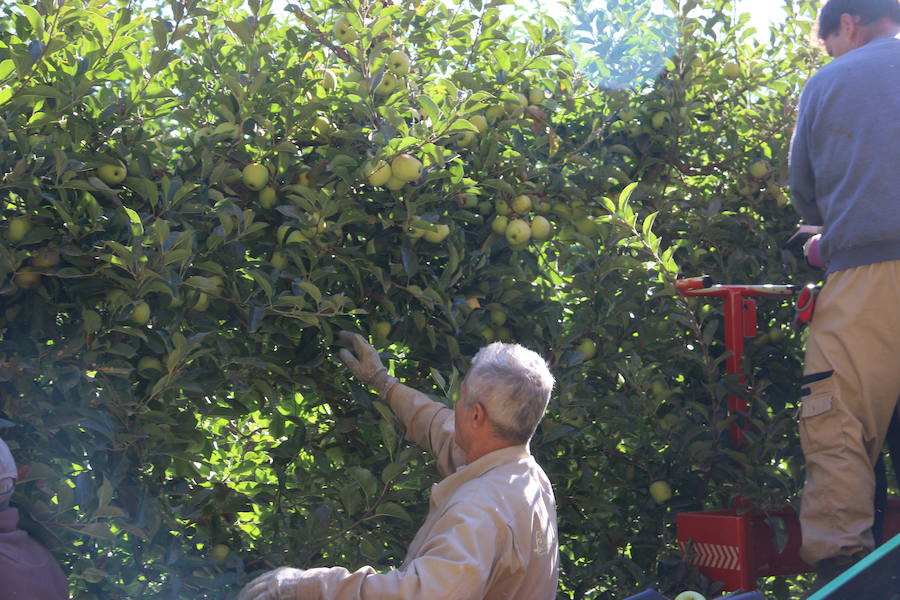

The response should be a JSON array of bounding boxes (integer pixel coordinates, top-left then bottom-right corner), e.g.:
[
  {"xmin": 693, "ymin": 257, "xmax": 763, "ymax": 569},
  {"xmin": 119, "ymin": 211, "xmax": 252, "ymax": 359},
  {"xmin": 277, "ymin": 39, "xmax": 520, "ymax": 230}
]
[
  {"xmin": 97, "ymin": 162, "xmax": 127, "ymax": 185},
  {"xmin": 423, "ymin": 223, "xmax": 450, "ymax": 243},
  {"xmin": 504, "ymin": 92, "xmax": 528, "ymax": 114},
  {"xmin": 209, "ymin": 544, "xmax": 231, "ymax": 566},
  {"xmin": 674, "ymin": 592, "xmax": 705, "ymax": 600},
  {"xmin": 528, "ymin": 88, "xmax": 547, "ymax": 105},
  {"xmin": 345, "ymin": 70, "xmax": 369, "ymax": 93},
  {"xmin": 242, "ymin": 163, "xmax": 268, "ymax": 191},
  {"xmin": 486, "ymin": 105, "xmax": 505, "ymax": 122},
  {"xmin": 12, "ymin": 267, "xmax": 41, "ymax": 289},
  {"xmin": 470, "ymin": 114, "xmax": 488, "ymax": 134},
  {"xmin": 651, "ymin": 111, "xmax": 669, "ymax": 129},
  {"xmin": 511, "ymin": 194, "xmax": 532, "ymax": 214},
  {"xmin": 456, "ymin": 130, "xmax": 476, "ymax": 147},
  {"xmin": 457, "ymin": 193, "xmax": 478, "ymax": 208},
  {"xmin": 259, "ymin": 186, "xmax": 277, "ymax": 209},
  {"xmin": 373, "ymin": 321, "xmax": 391, "ymax": 339},
  {"xmin": 374, "ymin": 72, "xmax": 399, "ymax": 96},
  {"xmin": 317, "ymin": 68, "xmax": 337, "ymax": 90},
  {"xmin": 479, "ymin": 326, "xmax": 496, "ymax": 342},
  {"xmin": 364, "ymin": 159, "xmax": 392, "ymax": 187},
  {"xmin": 312, "ymin": 115, "xmax": 332, "ymax": 138},
  {"xmin": 576, "ymin": 338, "xmax": 596, "ymax": 360},
  {"xmin": 491, "ymin": 215, "xmax": 509, "ymax": 235},
  {"xmin": 496, "ymin": 325, "xmax": 512, "ymax": 340},
  {"xmin": 130, "ymin": 301, "xmax": 151, "ymax": 325},
  {"xmin": 530, "ymin": 216, "xmax": 553, "ymax": 241},
  {"xmin": 7, "ymin": 216, "xmax": 31, "ymax": 243},
  {"xmin": 490, "ymin": 308, "xmax": 507, "ymax": 326},
  {"xmin": 387, "ymin": 50, "xmax": 411, "ymax": 75},
  {"xmin": 649, "ymin": 480, "xmax": 672, "ymax": 504},
  {"xmin": 391, "ymin": 154, "xmax": 422, "ymax": 182},
  {"xmin": 723, "ymin": 61, "xmax": 740, "ymax": 79},
  {"xmin": 270, "ymin": 250, "xmax": 288, "ymax": 270},
  {"xmin": 31, "ymin": 248, "xmax": 61, "ymax": 268},
  {"xmin": 193, "ymin": 127, "xmax": 214, "ymax": 144},
  {"xmin": 137, "ymin": 356, "xmax": 163, "ymax": 375},
  {"xmin": 407, "ymin": 221, "xmax": 427, "ymax": 239},
  {"xmin": 749, "ymin": 159, "xmax": 770, "ymax": 179},
  {"xmin": 505, "ymin": 218, "xmax": 531, "ymax": 244},
  {"xmin": 386, "ymin": 176, "xmax": 406, "ymax": 191},
  {"xmin": 334, "ymin": 17, "xmax": 357, "ymax": 43}
]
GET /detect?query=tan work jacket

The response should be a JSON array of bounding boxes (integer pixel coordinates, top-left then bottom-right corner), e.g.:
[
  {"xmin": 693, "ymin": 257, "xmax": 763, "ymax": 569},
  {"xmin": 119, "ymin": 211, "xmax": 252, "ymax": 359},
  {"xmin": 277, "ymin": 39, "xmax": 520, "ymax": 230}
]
[{"xmin": 290, "ymin": 384, "xmax": 559, "ymax": 599}]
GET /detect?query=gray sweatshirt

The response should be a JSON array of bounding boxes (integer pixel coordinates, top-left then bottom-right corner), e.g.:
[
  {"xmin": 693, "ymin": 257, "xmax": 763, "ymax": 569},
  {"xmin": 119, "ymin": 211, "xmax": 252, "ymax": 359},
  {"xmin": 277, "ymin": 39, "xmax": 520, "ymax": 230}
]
[{"xmin": 789, "ymin": 33, "xmax": 900, "ymax": 273}]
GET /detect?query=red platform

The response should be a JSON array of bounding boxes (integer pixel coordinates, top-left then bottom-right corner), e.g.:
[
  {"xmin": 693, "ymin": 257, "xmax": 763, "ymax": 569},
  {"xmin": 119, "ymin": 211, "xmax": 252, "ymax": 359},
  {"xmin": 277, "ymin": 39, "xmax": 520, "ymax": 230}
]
[
  {"xmin": 677, "ymin": 500, "xmax": 900, "ymax": 591},
  {"xmin": 672, "ymin": 278, "xmax": 899, "ymax": 591}
]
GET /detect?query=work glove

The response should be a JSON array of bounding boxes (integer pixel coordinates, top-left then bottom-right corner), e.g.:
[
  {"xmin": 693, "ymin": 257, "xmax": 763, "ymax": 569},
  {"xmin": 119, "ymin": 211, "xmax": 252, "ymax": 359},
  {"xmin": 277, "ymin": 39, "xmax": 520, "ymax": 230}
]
[
  {"xmin": 237, "ymin": 567, "xmax": 305, "ymax": 600},
  {"xmin": 337, "ymin": 331, "xmax": 398, "ymax": 396}
]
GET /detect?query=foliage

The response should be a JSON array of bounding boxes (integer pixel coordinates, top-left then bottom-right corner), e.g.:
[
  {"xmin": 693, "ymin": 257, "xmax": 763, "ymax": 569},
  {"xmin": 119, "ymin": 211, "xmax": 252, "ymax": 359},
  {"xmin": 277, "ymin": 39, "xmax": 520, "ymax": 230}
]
[{"xmin": 0, "ymin": 0, "xmax": 825, "ymax": 598}]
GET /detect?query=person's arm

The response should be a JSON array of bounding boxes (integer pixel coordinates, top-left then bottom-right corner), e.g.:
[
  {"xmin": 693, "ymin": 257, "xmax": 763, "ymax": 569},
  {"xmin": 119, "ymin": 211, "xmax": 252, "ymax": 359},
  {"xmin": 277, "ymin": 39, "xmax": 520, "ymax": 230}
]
[
  {"xmin": 337, "ymin": 332, "xmax": 465, "ymax": 476},
  {"xmin": 237, "ymin": 502, "xmax": 512, "ymax": 600},
  {"xmin": 789, "ymin": 84, "xmax": 824, "ymax": 226},
  {"xmin": 385, "ymin": 383, "xmax": 465, "ymax": 476}
]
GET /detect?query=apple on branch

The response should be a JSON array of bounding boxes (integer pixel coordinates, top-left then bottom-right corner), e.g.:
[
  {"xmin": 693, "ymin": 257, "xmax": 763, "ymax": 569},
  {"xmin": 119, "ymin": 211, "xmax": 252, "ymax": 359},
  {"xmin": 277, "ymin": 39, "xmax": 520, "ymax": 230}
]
[
  {"xmin": 334, "ymin": 17, "xmax": 358, "ymax": 43},
  {"xmin": 387, "ymin": 50, "xmax": 411, "ymax": 75},
  {"xmin": 391, "ymin": 154, "xmax": 422, "ymax": 182}
]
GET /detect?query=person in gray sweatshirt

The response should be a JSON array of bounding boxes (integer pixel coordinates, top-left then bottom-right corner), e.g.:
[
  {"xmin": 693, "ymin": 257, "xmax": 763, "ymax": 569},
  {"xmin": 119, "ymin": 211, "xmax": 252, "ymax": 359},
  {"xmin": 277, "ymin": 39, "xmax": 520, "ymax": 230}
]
[
  {"xmin": 0, "ymin": 438, "xmax": 68, "ymax": 599},
  {"xmin": 788, "ymin": 0, "xmax": 900, "ymax": 594}
]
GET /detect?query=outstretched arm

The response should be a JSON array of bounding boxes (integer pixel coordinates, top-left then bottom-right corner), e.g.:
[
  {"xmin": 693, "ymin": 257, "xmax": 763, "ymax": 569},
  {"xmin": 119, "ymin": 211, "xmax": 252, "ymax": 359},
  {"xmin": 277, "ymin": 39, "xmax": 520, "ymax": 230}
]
[
  {"xmin": 237, "ymin": 503, "xmax": 510, "ymax": 600},
  {"xmin": 337, "ymin": 332, "xmax": 465, "ymax": 476}
]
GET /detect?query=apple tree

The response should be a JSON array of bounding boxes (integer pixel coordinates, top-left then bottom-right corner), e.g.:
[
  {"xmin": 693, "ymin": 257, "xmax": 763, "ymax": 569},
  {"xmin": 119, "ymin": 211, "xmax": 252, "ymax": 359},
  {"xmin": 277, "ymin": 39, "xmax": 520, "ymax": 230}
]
[{"xmin": 0, "ymin": 0, "xmax": 826, "ymax": 598}]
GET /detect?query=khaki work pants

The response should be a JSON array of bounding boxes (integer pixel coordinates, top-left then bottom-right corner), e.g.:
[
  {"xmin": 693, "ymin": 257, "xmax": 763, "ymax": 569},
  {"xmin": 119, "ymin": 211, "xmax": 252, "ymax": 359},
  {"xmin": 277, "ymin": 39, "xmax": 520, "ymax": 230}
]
[{"xmin": 799, "ymin": 259, "xmax": 900, "ymax": 566}]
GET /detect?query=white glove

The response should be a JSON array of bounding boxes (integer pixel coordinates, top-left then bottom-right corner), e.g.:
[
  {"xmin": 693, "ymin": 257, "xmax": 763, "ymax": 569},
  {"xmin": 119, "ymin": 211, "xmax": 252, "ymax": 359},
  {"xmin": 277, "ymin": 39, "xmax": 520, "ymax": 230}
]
[
  {"xmin": 238, "ymin": 567, "xmax": 305, "ymax": 600},
  {"xmin": 337, "ymin": 331, "xmax": 398, "ymax": 396}
]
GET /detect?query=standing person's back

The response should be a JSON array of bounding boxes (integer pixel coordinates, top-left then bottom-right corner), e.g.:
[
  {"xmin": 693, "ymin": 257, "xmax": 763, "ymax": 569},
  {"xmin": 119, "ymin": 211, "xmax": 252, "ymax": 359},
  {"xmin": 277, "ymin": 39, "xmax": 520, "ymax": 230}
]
[{"xmin": 790, "ymin": 28, "xmax": 900, "ymax": 272}]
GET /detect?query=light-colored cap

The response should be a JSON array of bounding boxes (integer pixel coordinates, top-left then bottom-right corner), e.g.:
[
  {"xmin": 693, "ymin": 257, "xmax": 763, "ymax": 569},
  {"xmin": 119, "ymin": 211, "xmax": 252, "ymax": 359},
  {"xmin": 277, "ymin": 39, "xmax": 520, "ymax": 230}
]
[{"xmin": 0, "ymin": 438, "xmax": 17, "ymax": 505}]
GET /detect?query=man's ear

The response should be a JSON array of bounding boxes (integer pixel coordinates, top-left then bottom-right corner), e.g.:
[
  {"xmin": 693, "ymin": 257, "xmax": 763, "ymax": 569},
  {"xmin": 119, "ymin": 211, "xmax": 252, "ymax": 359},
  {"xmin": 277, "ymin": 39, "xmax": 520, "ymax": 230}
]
[
  {"xmin": 840, "ymin": 12, "xmax": 859, "ymax": 36},
  {"xmin": 470, "ymin": 402, "xmax": 488, "ymax": 428}
]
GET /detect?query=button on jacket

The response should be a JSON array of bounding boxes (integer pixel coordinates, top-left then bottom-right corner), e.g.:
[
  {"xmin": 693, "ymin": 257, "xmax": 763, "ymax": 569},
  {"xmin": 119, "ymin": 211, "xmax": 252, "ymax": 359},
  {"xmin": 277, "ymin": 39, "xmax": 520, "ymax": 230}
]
[{"xmin": 288, "ymin": 384, "xmax": 559, "ymax": 599}]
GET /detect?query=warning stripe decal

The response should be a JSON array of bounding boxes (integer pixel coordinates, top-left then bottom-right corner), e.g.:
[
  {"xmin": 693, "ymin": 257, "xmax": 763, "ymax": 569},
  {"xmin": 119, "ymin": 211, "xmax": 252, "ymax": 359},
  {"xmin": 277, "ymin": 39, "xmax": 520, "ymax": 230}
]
[{"xmin": 679, "ymin": 541, "xmax": 740, "ymax": 571}]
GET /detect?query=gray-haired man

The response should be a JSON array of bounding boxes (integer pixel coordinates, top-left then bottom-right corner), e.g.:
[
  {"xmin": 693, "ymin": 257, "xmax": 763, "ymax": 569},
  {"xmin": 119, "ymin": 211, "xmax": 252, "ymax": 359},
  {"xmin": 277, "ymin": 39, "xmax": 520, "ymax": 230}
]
[
  {"xmin": 239, "ymin": 334, "xmax": 558, "ymax": 600},
  {"xmin": 0, "ymin": 438, "xmax": 69, "ymax": 599}
]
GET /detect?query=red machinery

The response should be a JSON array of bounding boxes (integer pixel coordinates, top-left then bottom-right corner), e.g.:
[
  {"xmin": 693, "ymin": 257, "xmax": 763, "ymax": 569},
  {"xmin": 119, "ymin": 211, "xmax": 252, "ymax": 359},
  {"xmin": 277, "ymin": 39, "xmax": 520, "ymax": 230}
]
[{"xmin": 672, "ymin": 276, "xmax": 900, "ymax": 591}]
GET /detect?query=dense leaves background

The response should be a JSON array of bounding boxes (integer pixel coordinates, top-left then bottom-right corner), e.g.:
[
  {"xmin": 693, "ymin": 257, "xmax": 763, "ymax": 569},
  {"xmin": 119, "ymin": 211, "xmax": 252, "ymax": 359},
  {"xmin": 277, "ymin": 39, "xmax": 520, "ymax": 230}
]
[{"xmin": 0, "ymin": 0, "xmax": 830, "ymax": 597}]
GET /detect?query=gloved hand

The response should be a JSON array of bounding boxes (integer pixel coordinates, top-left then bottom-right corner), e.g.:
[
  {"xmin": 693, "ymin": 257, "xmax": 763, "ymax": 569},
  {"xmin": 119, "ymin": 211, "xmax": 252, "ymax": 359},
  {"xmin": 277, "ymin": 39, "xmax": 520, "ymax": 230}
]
[
  {"xmin": 804, "ymin": 233, "xmax": 826, "ymax": 269},
  {"xmin": 237, "ymin": 567, "xmax": 305, "ymax": 600},
  {"xmin": 337, "ymin": 331, "xmax": 398, "ymax": 396}
]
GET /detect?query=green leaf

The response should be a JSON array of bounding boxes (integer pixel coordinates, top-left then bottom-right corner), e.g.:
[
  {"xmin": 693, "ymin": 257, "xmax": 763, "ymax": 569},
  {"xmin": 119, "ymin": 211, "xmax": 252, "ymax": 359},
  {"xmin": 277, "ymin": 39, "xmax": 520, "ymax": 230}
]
[
  {"xmin": 493, "ymin": 47, "xmax": 511, "ymax": 71},
  {"xmin": 19, "ymin": 5, "xmax": 44, "ymax": 38},
  {"xmin": 376, "ymin": 502, "xmax": 412, "ymax": 522}
]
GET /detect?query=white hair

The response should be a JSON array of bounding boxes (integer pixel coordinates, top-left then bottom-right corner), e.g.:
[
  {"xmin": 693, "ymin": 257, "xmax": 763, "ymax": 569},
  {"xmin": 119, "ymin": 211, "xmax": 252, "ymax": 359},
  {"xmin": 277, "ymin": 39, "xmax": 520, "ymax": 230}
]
[{"xmin": 463, "ymin": 342, "xmax": 555, "ymax": 444}]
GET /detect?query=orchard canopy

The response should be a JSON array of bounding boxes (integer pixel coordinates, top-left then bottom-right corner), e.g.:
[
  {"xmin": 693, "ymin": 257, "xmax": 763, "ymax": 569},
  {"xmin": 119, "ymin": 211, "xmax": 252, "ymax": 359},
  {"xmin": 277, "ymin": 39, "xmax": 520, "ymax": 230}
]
[{"xmin": 0, "ymin": 0, "xmax": 828, "ymax": 598}]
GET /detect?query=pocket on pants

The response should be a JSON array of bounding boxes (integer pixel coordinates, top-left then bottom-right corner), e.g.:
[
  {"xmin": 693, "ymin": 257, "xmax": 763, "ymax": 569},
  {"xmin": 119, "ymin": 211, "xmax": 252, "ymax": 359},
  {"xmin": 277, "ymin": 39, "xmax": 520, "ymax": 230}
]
[{"xmin": 798, "ymin": 373, "xmax": 842, "ymax": 456}]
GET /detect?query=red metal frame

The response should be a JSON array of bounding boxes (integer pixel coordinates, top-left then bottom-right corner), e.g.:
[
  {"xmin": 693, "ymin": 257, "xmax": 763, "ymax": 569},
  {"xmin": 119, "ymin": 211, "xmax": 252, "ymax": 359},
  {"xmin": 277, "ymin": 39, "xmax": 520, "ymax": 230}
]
[
  {"xmin": 672, "ymin": 277, "xmax": 900, "ymax": 591},
  {"xmin": 674, "ymin": 278, "xmax": 799, "ymax": 446}
]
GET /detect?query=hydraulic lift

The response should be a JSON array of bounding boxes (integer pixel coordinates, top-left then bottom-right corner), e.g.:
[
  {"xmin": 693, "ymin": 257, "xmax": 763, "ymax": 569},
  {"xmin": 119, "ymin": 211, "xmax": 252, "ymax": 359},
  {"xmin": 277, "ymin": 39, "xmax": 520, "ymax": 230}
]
[{"xmin": 672, "ymin": 276, "xmax": 900, "ymax": 592}]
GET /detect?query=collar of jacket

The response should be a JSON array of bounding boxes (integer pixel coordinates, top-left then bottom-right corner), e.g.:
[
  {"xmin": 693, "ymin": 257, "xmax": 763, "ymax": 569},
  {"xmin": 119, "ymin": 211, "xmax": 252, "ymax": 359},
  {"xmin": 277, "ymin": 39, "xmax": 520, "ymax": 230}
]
[{"xmin": 430, "ymin": 444, "xmax": 531, "ymax": 508}]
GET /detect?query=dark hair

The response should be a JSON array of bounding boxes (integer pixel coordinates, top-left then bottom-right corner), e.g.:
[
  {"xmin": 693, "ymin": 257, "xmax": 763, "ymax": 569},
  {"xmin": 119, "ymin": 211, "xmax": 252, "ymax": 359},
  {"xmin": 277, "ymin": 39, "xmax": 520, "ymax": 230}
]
[{"xmin": 818, "ymin": 0, "xmax": 900, "ymax": 39}]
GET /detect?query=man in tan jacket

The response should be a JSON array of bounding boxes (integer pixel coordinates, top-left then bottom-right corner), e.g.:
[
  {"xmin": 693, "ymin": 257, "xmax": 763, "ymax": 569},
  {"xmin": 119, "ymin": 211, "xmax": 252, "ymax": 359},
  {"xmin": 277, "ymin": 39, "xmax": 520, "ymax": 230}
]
[{"xmin": 238, "ymin": 334, "xmax": 558, "ymax": 600}]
